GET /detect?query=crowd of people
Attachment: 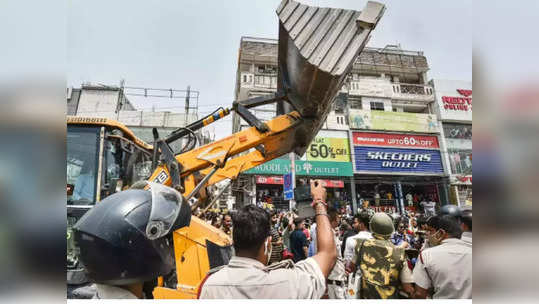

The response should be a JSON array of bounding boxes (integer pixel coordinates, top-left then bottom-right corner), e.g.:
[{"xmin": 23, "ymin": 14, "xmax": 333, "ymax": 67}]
[
  {"xmin": 199, "ymin": 187, "xmax": 472, "ymax": 299},
  {"xmin": 73, "ymin": 180, "xmax": 472, "ymax": 299}
]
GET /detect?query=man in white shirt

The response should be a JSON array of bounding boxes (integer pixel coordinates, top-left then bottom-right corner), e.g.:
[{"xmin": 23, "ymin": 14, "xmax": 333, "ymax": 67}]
[
  {"xmin": 420, "ymin": 200, "xmax": 436, "ymax": 217},
  {"xmin": 343, "ymin": 211, "xmax": 373, "ymax": 264}
]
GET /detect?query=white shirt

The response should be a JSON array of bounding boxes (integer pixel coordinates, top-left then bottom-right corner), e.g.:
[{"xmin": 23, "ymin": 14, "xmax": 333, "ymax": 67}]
[
  {"xmin": 200, "ymin": 256, "xmax": 326, "ymax": 299},
  {"xmin": 421, "ymin": 201, "xmax": 436, "ymax": 217},
  {"xmin": 413, "ymin": 238, "xmax": 472, "ymax": 299},
  {"xmin": 461, "ymin": 231, "xmax": 472, "ymax": 245},
  {"xmin": 343, "ymin": 231, "xmax": 373, "ymax": 263},
  {"xmin": 93, "ymin": 284, "xmax": 138, "ymax": 299}
]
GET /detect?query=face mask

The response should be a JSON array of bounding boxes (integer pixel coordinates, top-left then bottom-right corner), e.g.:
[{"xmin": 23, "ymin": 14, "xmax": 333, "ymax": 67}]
[
  {"xmin": 264, "ymin": 238, "xmax": 272, "ymax": 264},
  {"xmin": 427, "ymin": 230, "xmax": 443, "ymax": 247}
]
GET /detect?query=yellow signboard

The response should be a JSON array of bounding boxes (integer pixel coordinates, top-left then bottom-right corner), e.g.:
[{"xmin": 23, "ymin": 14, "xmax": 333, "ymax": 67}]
[
  {"xmin": 306, "ymin": 130, "xmax": 350, "ymax": 162},
  {"xmin": 349, "ymin": 110, "xmax": 439, "ymax": 133}
]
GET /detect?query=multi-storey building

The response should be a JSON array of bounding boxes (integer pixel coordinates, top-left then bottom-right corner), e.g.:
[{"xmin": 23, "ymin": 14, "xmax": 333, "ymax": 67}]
[
  {"xmin": 232, "ymin": 37, "xmax": 354, "ymax": 211},
  {"xmin": 430, "ymin": 79, "xmax": 472, "ymax": 206},
  {"xmin": 345, "ymin": 45, "xmax": 448, "ymax": 214},
  {"xmin": 232, "ymin": 38, "xmax": 451, "ymax": 213}
]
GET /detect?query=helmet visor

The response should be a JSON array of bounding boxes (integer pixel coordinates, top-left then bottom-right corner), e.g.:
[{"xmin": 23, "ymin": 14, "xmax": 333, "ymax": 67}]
[{"xmin": 145, "ymin": 182, "xmax": 185, "ymax": 240}]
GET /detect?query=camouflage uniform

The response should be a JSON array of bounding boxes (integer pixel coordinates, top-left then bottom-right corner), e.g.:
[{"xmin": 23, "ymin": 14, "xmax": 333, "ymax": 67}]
[{"xmin": 354, "ymin": 235, "xmax": 407, "ymax": 299}]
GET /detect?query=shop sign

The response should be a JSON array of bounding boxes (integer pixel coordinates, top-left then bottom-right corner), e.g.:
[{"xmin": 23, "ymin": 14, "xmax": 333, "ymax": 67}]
[
  {"xmin": 349, "ymin": 110, "xmax": 439, "ymax": 133},
  {"xmin": 450, "ymin": 175, "xmax": 472, "ymax": 185},
  {"xmin": 353, "ymin": 146, "xmax": 444, "ymax": 174},
  {"xmin": 432, "ymin": 80, "xmax": 472, "ymax": 122},
  {"xmin": 255, "ymin": 175, "xmax": 283, "ymax": 185},
  {"xmin": 246, "ymin": 159, "xmax": 353, "ymax": 177},
  {"xmin": 256, "ymin": 175, "xmax": 344, "ymax": 188},
  {"xmin": 352, "ymin": 132, "xmax": 439, "ymax": 149},
  {"xmin": 306, "ymin": 130, "xmax": 350, "ymax": 162}
]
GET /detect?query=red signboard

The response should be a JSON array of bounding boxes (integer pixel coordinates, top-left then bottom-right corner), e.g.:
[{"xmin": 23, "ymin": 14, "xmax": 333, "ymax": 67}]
[
  {"xmin": 442, "ymin": 89, "xmax": 472, "ymax": 112},
  {"xmin": 319, "ymin": 180, "xmax": 344, "ymax": 188},
  {"xmin": 255, "ymin": 176, "xmax": 283, "ymax": 185},
  {"xmin": 352, "ymin": 132, "xmax": 439, "ymax": 149},
  {"xmin": 256, "ymin": 176, "xmax": 344, "ymax": 188}
]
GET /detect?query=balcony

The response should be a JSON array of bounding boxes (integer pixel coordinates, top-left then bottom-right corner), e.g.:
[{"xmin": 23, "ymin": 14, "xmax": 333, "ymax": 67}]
[{"xmin": 392, "ymin": 83, "xmax": 434, "ymax": 103}]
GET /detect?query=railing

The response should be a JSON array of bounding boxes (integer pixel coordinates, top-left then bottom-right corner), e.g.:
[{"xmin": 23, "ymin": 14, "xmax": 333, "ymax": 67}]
[{"xmin": 392, "ymin": 83, "xmax": 434, "ymax": 97}]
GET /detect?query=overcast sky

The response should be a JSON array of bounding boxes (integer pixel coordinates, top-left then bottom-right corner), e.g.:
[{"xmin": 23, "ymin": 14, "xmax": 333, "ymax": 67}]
[{"xmin": 67, "ymin": 0, "xmax": 471, "ymax": 138}]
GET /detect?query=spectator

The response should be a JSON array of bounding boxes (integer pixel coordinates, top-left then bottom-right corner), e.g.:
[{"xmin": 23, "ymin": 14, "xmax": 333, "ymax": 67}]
[
  {"xmin": 344, "ymin": 211, "xmax": 373, "ymax": 263},
  {"xmin": 221, "ymin": 213, "xmax": 233, "ymax": 237},
  {"xmin": 290, "ymin": 218, "xmax": 309, "ymax": 263},
  {"xmin": 269, "ymin": 211, "xmax": 283, "ymax": 264}
]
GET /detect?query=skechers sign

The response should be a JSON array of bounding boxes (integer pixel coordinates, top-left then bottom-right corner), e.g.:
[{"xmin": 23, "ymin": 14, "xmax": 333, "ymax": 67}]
[{"xmin": 355, "ymin": 147, "xmax": 443, "ymax": 174}]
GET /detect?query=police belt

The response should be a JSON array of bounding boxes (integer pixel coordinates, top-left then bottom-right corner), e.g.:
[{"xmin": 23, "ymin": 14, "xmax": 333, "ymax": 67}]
[{"xmin": 326, "ymin": 279, "xmax": 344, "ymax": 287}]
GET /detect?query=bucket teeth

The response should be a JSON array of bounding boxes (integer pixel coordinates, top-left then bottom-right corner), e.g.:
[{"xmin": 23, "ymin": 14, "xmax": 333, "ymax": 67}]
[{"xmin": 276, "ymin": 0, "xmax": 385, "ymax": 155}]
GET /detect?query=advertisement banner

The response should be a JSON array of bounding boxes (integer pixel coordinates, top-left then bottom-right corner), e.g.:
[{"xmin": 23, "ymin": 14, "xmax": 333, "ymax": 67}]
[
  {"xmin": 255, "ymin": 176, "xmax": 283, "ymax": 185},
  {"xmin": 432, "ymin": 79, "xmax": 472, "ymax": 122},
  {"xmin": 306, "ymin": 130, "xmax": 350, "ymax": 162},
  {"xmin": 255, "ymin": 175, "xmax": 344, "ymax": 188},
  {"xmin": 246, "ymin": 159, "xmax": 353, "ymax": 177},
  {"xmin": 352, "ymin": 132, "xmax": 439, "ymax": 149},
  {"xmin": 349, "ymin": 110, "xmax": 439, "ymax": 133},
  {"xmin": 353, "ymin": 146, "xmax": 444, "ymax": 174}
]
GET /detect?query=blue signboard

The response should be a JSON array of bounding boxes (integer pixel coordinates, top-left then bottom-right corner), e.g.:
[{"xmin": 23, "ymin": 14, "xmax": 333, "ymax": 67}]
[
  {"xmin": 283, "ymin": 172, "xmax": 294, "ymax": 200},
  {"xmin": 354, "ymin": 146, "xmax": 444, "ymax": 174}
]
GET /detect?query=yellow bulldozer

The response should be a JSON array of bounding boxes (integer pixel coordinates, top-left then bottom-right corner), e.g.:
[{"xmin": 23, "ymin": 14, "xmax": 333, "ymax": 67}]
[{"xmin": 67, "ymin": 0, "xmax": 385, "ymax": 299}]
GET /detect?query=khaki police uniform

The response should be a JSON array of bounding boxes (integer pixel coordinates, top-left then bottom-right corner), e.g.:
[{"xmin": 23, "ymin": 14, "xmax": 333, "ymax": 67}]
[
  {"xmin": 93, "ymin": 284, "xmax": 138, "ymax": 299},
  {"xmin": 327, "ymin": 228, "xmax": 346, "ymax": 299},
  {"xmin": 199, "ymin": 256, "xmax": 326, "ymax": 299},
  {"xmin": 413, "ymin": 238, "xmax": 472, "ymax": 299},
  {"xmin": 461, "ymin": 231, "xmax": 472, "ymax": 245}
]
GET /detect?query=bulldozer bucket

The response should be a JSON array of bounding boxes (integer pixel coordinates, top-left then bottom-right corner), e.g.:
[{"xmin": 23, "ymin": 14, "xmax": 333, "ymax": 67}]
[{"xmin": 276, "ymin": 0, "xmax": 385, "ymax": 155}]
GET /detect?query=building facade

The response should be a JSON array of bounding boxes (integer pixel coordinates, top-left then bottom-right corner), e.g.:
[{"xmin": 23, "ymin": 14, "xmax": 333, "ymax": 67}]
[
  {"xmin": 233, "ymin": 39, "xmax": 460, "ymax": 214},
  {"xmin": 430, "ymin": 79, "xmax": 472, "ymax": 206}
]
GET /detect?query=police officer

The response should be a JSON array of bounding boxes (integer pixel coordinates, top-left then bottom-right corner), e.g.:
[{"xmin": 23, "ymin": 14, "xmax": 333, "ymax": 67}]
[
  {"xmin": 73, "ymin": 183, "xmax": 192, "ymax": 299},
  {"xmin": 353, "ymin": 212, "xmax": 414, "ymax": 299},
  {"xmin": 325, "ymin": 207, "xmax": 346, "ymax": 299},
  {"xmin": 460, "ymin": 208, "xmax": 472, "ymax": 245},
  {"xmin": 440, "ymin": 204, "xmax": 461, "ymax": 221},
  {"xmin": 412, "ymin": 215, "xmax": 472, "ymax": 299},
  {"xmin": 199, "ymin": 180, "xmax": 336, "ymax": 299}
]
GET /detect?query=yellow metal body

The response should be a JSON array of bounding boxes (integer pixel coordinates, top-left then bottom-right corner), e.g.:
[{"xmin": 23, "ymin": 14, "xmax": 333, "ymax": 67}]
[
  {"xmin": 150, "ymin": 111, "xmax": 303, "ymax": 298},
  {"xmin": 69, "ymin": 112, "xmax": 304, "ymax": 299}
]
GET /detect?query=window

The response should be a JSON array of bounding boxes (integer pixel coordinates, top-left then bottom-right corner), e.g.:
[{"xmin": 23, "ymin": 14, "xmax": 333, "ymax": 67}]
[
  {"xmin": 243, "ymin": 75, "xmax": 247, "ymax": 83},
  {"xmin": 67, "ymin": 126, "xmax": 100, "ymax": 205},
  {"xmin": 336, "ymin": 116, "xmax": 345, "ymax": 125},
  {"xmin": 448, "ymin": 149, "xmax": 472, "ymax": 175},
  {"xmin": 443, "ymin": 123, "xmax": 472, "ymax": 140},
  {"xmin": 370, "ymin": 102, "xmax": 385, "ymax": 111},
  {"xmin": 349, "ymin": 98, "xmax": 362, "ymax": 109}
]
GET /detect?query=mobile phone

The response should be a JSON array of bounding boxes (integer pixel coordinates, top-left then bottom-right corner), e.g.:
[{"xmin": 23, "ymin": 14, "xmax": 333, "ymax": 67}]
[{"xmin": 295, "ymin": 183, "xmax": 315, "ymax": 218}]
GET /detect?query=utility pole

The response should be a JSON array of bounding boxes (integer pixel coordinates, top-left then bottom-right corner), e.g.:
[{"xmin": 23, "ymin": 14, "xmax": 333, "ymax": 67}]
[{"xmin": 185, "ymin": 85, "xmax": 190, "ymax": 126}]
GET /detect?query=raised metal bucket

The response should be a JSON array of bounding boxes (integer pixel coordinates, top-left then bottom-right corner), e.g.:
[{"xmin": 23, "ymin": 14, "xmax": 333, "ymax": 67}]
[{"xmin": 276, "ymin": 0, "xmax": 385, "ymax": 154}]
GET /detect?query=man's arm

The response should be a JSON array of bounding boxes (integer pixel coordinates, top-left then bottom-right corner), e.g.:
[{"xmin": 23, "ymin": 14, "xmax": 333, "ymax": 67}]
[
  {"xmin": 310, "ymin": 180, "xmax": 337, "ymax": 278},
  {"xmin": 412, "ymin": 252, "xmax": 432, "ymax": 299}
]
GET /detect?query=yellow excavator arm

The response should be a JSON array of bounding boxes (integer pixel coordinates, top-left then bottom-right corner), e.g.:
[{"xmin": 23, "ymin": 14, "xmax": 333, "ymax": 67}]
[{"xmin": 148, "ymin": 0, "xmax": 385, "ymax": 298}]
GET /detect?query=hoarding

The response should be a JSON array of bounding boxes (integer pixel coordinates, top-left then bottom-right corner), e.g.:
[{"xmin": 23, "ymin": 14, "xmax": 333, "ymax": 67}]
[
  {"xmin": 352, "ymin": 132, "xmax": 439, "ymax": 149},
  {"xmin": 246, "ymin": 159, "xmax": 353, "ymax": 177},
  {"xmin": 432, "ymin": 79, "xmax": 472, "ymax": 122},
  {"xmin": 353, "ymin": 146, "xmax": 444, "ymax": 174},
  {"xmin": 306, "ymin": 130, "xmax": 350, "ymax": 162},
  {"xmin": 349, "ymin": 110, "xmax": 439, "ymax": 133},
  {"xmin": 255, "ymin": 175, "xmax": 344, "ymax": 188}
]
